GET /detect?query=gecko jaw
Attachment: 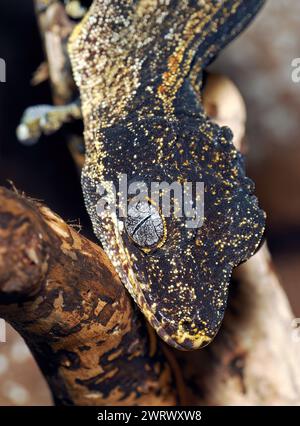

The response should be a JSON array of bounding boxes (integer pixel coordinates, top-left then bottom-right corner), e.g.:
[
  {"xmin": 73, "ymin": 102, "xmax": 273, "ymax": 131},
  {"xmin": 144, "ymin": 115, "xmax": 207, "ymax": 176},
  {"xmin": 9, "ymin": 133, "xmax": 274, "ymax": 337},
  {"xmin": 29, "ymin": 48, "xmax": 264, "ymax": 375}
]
[{"xmin": 97, "ymin": 212, "xmax": 213, "ymax": 351}]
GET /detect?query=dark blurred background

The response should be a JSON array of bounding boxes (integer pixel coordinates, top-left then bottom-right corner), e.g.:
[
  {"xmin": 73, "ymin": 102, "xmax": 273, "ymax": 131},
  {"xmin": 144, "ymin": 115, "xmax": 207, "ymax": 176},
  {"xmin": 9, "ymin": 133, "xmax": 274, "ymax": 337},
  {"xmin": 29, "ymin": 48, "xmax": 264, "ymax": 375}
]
[
  {"xmin": 0, "ymin": 0, "xmax": 90, "ymax": 229},
  {"xmin": 0, "ymin": 0, "xmax": 299, "ymax": 405}
]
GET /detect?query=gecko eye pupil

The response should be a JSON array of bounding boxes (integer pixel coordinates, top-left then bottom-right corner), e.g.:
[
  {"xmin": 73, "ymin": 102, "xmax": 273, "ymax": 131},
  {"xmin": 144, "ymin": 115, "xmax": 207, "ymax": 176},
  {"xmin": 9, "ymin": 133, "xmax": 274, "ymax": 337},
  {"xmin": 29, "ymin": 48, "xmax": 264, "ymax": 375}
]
[{"xmin": 125, "ymin": 200, "xmax": 165, "ymax": 251}]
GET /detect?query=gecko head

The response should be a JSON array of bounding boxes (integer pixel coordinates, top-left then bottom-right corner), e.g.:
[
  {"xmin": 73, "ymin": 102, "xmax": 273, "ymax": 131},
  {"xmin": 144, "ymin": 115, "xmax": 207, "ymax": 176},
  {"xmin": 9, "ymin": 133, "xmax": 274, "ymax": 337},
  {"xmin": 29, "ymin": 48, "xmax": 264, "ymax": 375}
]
[
  {"xmin": 82, "ymin": 117, "xmax": 265, "ymax": 351},
  {"xmin": 68, "ymin": 0, "xmax": 266, "ymax": 350}
]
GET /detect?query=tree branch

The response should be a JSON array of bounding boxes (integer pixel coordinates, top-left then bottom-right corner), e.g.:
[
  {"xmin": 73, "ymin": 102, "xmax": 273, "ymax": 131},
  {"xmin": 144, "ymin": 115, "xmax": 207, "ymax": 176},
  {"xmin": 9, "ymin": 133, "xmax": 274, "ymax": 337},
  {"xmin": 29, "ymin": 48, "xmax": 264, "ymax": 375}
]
[{"xmin": 0, "ymin": 187, "xmax": 178, "ymax": 406}]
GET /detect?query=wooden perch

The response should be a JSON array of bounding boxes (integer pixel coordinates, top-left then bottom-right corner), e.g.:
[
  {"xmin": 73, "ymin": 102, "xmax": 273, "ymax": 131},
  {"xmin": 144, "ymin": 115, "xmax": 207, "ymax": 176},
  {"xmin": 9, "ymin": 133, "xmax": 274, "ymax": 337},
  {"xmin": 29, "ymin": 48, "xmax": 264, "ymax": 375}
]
[{"xmin": 0, "ymin": 187, "xmax": 178, "ymax": 406}]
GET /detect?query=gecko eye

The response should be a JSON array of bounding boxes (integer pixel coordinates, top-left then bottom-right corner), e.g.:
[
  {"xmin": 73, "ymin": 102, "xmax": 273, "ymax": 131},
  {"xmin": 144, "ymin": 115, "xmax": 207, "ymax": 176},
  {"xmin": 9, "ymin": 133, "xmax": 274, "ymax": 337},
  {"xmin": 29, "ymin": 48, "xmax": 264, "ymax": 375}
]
[{"xmin": 125, "ymin": 200, "xmax": 166, "ymax": 252}]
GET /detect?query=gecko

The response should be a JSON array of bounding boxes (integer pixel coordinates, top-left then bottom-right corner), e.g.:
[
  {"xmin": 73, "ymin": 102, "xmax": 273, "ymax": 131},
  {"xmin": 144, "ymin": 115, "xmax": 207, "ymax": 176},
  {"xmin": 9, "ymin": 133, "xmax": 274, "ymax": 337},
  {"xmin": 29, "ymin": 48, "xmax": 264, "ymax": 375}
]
[{"xmin": 19, "ymin": 0, "xmax": 266, "ymax": 350}]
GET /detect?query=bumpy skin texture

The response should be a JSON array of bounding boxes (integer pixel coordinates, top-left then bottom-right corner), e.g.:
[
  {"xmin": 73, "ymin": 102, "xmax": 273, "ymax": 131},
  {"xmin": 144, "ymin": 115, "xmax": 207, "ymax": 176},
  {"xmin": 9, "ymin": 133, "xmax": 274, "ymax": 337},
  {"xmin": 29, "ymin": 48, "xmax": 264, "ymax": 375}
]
[{"xmin": 68, "ymin": 0, "xmax": 266, "ymax": 350}]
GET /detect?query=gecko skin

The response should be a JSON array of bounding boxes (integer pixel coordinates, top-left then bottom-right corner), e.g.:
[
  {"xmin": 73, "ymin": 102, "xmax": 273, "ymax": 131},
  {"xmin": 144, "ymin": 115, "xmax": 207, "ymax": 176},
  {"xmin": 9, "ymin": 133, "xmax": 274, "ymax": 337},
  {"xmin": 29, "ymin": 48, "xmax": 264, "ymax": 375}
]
[{"xmin": 68, "ymin": 0, "xmax": 266, "ymax": 350}]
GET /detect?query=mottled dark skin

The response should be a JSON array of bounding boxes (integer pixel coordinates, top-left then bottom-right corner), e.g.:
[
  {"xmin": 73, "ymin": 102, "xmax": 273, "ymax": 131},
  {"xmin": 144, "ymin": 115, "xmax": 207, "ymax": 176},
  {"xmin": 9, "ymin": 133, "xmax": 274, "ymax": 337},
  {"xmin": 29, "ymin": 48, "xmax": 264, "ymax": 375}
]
[
  {"xmin": 17, "ymin": 0, "xmax": 266, "ymax": 351},
  {"xmin": 67, "ymin": 0, "xmax": 266, "ymax": 350}
]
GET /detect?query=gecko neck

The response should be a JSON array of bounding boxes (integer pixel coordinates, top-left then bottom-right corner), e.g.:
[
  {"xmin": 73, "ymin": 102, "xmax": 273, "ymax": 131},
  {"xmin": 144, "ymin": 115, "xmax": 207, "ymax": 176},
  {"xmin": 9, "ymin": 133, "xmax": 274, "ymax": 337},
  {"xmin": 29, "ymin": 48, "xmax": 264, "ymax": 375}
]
[{"xmin": 69, "ymin": 0, "xmax": 264, "ymax": 129}]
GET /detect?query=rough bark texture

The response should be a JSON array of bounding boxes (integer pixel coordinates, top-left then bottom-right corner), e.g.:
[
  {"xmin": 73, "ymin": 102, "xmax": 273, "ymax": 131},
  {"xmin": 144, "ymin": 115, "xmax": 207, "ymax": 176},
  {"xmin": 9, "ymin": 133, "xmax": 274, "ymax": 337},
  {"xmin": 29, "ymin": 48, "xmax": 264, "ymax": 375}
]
[{"xmin": 0, "ymin": 187, "xmax": 178, "ymax": 406}]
